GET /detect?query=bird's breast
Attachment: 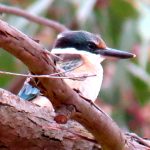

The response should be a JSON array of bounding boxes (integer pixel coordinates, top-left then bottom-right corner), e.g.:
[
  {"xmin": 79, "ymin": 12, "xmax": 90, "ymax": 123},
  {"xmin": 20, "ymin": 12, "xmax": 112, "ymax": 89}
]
[
  {"xmin": 64, "ymin": 62, "xmax": 103, "ymax": 102},
  {"xmin": 52, "ymin": 50, "xmax": 104, "ymax": 102}
]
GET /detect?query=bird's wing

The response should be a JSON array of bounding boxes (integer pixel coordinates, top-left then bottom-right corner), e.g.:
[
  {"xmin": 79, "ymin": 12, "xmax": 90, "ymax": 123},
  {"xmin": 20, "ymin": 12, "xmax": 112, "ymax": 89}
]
[
  {"xmin": 55, "ymin": 53, "xmax": 83, "ymax": 72},
  {"xmin": 18, "ymin": 54, "xmax": 83, "ymax": 101},
  {"xmin": 18, "ymin": 77, "xmax": 40, "ymax": 101}
]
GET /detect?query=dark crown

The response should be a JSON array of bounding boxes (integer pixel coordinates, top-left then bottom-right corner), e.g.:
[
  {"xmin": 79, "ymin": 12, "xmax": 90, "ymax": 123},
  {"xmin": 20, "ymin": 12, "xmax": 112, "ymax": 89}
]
[{"xmin": 54, "ymin": 30, "xmax": 105, "ymax": 53}]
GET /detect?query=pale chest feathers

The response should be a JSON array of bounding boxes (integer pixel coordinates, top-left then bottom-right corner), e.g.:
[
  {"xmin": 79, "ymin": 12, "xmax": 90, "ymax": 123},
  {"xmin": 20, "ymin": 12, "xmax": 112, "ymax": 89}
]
[
  {"xmin": 52, "ymin": 48, "xmax": 104, "ymax": 102},
  {"xmin": 64, "ymin": 60, "xmax": 103, "ymax": 102}
]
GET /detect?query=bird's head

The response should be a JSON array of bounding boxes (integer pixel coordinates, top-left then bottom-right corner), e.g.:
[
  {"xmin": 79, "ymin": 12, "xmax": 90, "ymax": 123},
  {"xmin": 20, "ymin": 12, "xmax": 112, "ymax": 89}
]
[{"xmin": 53, "ymin": 30, "xmax": 135, "ymax": 63}]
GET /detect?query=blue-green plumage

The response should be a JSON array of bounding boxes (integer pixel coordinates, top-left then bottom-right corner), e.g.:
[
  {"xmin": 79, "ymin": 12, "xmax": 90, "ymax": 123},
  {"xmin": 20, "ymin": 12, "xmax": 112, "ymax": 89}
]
[{"xmin": 18, "ymin": 83, "xmax": 40, "ymax": 101}]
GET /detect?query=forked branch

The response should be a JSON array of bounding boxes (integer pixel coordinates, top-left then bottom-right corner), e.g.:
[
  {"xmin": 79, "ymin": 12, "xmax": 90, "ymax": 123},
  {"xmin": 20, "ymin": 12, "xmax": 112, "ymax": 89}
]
[
  {"xmin": 0, "ymin": 18, "xmax": 125, "ymax": 150},
  {"xmin": 0, "ymin": 19, "xmax": 149, "ymax": 150}
]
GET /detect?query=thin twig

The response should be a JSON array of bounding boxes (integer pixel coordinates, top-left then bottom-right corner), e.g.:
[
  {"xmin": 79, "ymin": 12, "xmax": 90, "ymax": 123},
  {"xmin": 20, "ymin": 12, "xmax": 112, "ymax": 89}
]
[
  {"xmin": 0, "ymin": 4, "xmax": 68, "ymax": 32},
  {"xmin": 0, "ymin": 70, "xmax": 96, "ymax": 79}
]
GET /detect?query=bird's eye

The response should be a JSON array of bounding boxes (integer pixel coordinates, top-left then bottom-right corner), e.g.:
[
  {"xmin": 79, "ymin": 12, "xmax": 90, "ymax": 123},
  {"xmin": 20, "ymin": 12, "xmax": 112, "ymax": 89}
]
[{"xmin": 87, "ymin": 42, "xmax": 97, "ymax": 50}]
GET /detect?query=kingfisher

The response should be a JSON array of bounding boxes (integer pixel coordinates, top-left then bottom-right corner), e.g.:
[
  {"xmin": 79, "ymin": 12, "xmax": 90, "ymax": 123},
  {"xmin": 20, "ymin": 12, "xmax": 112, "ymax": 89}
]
[{"xmin": 18, "ymin": 30, "xmax": 135, "ymax": 107}]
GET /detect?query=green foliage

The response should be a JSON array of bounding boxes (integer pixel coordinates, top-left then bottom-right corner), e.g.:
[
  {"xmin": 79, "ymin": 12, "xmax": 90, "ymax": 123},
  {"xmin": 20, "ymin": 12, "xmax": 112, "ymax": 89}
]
[
  {"xmin": 109, "ymin": 0, "xmax": 138, "ymax": 45},
  {"xmin": 0, "ymin": 49, "xmax": 16, "ymax": 87},
  {"xmin": 132, "ymin": 75, "xmax": 150, "ymax": 105}
]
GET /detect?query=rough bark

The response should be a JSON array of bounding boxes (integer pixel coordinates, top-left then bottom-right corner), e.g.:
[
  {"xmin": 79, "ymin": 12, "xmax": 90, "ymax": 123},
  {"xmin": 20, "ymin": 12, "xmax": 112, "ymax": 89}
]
[
  {"xmin": 0, "ymin": 89, "xmax": 100, "ymax": 150},
  {"xmin": 0, "ymin": 19, "xmax": 150, "ymax": 150},
  {"xmin": 0, "ymin": 18, "xmax": 125, "ymax": 150}
]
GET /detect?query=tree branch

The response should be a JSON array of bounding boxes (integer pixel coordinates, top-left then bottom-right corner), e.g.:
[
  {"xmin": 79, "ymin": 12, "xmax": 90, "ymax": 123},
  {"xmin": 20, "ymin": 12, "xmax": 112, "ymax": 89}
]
[
  {"xmin": 0, "ymin": 88, "xmax": 100, "ymax": 149},
  {"xmin": 0, "ymin": 18, "xmax": 125, "ymax": 150},
  {"xmin": 0, "ymin": 4, "xmax": 68, "ymax": 32},
  {"xmin": 0, "ymin": 19, "xmax": 149, "ymax": 150}
]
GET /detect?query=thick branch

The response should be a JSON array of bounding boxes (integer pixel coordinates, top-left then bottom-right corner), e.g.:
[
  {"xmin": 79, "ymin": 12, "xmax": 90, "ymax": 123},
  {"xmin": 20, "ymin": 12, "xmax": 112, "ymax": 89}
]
[
  {"xmin": 0, "ymin": 18, "xmax": 125, "ymax": 150},
  {"xmin": 0, "ymin": 89, "xmax": 100, "ymax": 149},
  {"xmin": 0, "ymin": 90, "xmax": 150, "ymax": 150},
  {"xmin": 0, "ymin": 19, "xmax": 139, "ymax": 150}
]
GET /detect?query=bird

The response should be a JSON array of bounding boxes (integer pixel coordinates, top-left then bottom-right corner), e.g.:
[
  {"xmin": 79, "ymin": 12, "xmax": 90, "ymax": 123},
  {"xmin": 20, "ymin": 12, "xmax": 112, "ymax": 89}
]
[{"xmin": 18, "ymin": 30, "xmax": 135, "ymax": 107}]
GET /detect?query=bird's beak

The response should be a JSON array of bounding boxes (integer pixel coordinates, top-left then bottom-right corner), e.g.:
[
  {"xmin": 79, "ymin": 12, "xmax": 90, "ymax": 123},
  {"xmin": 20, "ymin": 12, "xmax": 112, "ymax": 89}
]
[{"xmin": 96, "ymin": 47, "xmax": 136, "ymax": 59}]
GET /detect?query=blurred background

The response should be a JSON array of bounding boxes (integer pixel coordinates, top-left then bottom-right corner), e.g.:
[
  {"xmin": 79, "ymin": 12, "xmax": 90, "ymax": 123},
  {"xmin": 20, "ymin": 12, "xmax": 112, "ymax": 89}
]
[{"xmin": 0, "ymin": 0, "xmax": 150, "ymax": 138}]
